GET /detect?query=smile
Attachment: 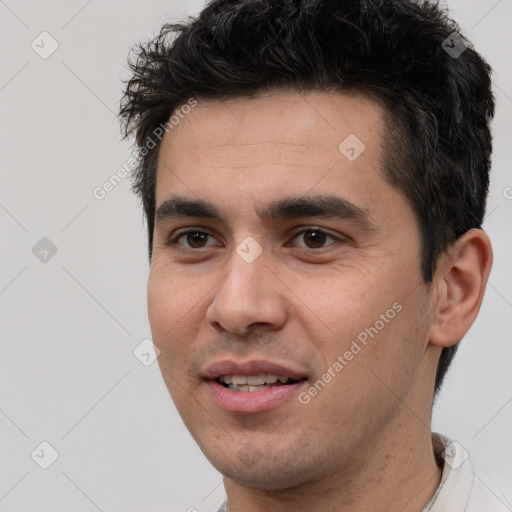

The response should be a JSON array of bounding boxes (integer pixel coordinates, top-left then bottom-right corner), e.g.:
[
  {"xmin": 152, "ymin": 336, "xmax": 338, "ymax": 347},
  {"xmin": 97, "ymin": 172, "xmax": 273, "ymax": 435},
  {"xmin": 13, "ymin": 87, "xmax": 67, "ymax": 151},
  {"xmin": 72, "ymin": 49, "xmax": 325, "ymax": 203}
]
[
  {"xmin": 217, "ymin": 374, "xmax": 299, "ymax": 391},
  {"xmin": 203, "ymin": 359, "xmax": 308, "ymax": 412}
]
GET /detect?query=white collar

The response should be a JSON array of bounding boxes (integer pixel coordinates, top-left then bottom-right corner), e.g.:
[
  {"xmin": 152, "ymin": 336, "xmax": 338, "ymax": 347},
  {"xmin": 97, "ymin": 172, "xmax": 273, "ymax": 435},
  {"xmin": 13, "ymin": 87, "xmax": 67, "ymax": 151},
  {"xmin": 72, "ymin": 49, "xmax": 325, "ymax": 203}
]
[{"xmin": 424, "ymin": 432, "xmax": 510, "ymax": 512}]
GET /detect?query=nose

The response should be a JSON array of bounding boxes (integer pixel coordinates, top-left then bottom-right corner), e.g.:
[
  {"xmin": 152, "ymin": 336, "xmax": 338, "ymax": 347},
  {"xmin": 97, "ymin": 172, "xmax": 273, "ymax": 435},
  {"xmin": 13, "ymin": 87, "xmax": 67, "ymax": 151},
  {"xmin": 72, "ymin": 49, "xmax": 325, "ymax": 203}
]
[{"xmin": 205, "ymin": 245, "xmax": 288, "ymax": 337}]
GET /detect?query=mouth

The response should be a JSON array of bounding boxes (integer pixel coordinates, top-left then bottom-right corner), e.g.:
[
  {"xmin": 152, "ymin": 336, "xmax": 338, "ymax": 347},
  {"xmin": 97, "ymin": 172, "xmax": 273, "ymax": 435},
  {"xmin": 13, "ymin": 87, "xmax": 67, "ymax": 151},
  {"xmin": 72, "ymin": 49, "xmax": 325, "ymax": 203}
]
[
  {"xmin": 203, "ymin": 360, "xmax": 309, "ymax": 413},
  {"xmin": 216, "ymin": 373, "xmax": 305, "ymax": 392}
]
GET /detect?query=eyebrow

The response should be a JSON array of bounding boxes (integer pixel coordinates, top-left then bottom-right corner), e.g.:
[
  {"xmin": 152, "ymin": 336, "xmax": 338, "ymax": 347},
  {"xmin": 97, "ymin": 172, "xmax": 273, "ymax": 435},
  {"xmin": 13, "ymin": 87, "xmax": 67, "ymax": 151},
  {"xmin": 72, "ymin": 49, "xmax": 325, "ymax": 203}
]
[{"xmin": 155, "ymin": 194, "xmax": 378, "ymax": 232}]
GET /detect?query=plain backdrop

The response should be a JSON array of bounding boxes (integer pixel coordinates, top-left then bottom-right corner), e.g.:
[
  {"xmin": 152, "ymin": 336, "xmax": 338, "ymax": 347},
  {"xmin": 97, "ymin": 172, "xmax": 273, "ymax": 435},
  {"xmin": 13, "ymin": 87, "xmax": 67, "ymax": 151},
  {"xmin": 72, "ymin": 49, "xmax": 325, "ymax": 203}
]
[{"xmin": 0, "ymin": 1, "xmax": 511, "ymax": 510}]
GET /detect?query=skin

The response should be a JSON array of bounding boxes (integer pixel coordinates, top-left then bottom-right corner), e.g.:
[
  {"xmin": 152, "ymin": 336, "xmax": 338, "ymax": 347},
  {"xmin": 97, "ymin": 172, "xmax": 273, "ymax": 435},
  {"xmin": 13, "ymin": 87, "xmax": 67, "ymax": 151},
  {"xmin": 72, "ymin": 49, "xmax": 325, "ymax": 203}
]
[{"xmin": 147, "ymin": 89, "xmax": 493, "ymax": 512}]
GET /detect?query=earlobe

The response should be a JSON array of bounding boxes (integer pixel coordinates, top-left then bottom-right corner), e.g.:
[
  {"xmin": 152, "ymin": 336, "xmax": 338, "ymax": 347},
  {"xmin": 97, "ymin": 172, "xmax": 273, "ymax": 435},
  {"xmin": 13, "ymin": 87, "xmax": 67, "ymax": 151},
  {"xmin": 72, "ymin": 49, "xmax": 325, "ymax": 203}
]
[{"xmin": 428, "ymin": 229, "xmax": 493, "ymax": 348}]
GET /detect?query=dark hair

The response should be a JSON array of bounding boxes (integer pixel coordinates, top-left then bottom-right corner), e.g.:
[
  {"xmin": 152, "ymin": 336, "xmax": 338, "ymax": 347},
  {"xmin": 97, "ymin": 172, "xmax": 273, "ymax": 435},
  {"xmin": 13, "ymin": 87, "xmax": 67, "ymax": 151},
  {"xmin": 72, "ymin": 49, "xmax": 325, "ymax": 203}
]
[{"xmin": 119, "ymin": 0, "xmax": 494, "ymax": 395}]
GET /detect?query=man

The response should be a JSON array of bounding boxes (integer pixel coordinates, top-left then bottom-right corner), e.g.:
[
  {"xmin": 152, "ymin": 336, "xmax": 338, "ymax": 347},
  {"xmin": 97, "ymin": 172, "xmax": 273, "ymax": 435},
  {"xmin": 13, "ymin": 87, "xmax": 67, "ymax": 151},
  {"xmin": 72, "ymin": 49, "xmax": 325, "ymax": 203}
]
[{"xmin": 119, "ymin": 0, "xmax": 508, "ymax": 510}]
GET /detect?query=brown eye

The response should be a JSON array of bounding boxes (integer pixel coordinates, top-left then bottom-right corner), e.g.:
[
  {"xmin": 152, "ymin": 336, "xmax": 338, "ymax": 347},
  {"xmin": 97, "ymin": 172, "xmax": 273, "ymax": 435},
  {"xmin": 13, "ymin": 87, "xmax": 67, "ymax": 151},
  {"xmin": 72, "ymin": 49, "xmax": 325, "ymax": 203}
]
[
  {"xmin": 302, "ymin": 230, "xmax": 327, "ymax": 248},
  {"xmin": 172, "ymin": 231, "xmax": 215, "ymax": 249},
  {"xmin": 291, "ymin": 229, "xmax": 338, "ymax": 249}
]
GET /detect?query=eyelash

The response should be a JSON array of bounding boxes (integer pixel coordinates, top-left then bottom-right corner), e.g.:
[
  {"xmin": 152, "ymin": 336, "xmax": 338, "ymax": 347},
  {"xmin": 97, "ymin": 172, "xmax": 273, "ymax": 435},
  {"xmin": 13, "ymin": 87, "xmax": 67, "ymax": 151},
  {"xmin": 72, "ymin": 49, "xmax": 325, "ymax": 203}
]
[{"xmin": 168, "ymin": 227, "xmax": 343, "ymax": 251}]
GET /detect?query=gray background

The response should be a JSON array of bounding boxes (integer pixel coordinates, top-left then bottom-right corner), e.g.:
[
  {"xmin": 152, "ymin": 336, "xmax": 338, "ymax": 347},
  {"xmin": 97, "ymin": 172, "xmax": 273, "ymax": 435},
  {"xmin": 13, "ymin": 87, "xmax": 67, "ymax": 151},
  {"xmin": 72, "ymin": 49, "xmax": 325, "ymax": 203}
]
[{"xmin": 0, "ymin": 0, "xmax": 511, "ymax": 510}]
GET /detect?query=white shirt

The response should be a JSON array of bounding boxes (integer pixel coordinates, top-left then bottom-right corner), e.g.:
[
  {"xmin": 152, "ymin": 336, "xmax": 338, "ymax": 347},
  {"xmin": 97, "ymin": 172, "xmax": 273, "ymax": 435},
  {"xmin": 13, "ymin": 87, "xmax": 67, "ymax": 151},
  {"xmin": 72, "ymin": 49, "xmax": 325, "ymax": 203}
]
[
  {"xmin": 216, "ymin": 432, "xmax": 510, "ymax": 511},
  {"xmin": 423, "ymin": 432, "xmax": 510, "ymax": 511}
]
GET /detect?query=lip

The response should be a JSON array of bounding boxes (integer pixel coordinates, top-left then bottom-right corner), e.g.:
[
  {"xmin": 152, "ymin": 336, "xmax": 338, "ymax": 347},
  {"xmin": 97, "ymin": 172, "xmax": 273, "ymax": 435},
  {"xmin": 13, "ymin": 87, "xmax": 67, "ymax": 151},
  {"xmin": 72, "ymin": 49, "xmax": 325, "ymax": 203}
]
[
  {"xmin": 203, "ymin": 359, "xmax": 309, "ymax": 413},
  {"xmin": 206, "ymin": 379, "xmax": 307, "ymax": 413},
  {"xmin": 203, "ymin": 359, "xmax": 308, "ymax": 381}
]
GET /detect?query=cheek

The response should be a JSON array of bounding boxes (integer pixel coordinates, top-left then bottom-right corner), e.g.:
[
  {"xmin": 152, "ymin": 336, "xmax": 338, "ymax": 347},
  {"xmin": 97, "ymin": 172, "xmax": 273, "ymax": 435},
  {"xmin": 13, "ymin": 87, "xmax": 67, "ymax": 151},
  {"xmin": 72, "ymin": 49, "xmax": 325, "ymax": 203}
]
[
  {"xmin": 288, "ymin": 268, "xmax": 399, "ymax": 342},
  {"xmin": 147, "ymin": 264, "xmax": 209, "ymax": 367},
  {"xmin": 305, "ymin": 298, "xmax": 430, "ymax": 434},
  {"xmin": 147, "ymin": 273, "xmax": 173, "ymax": 342},
  {"xmin": 147, "ymin": 266, "xmax": 188, "ymax": 355},
  {"xmin": 148, "ymin": 275, "xmax": 197, "ymax": 408},
  {"xmin": 353, "ymin": 289, "xmax": 431, "ymax": 393},
  {"xmin": 292, "ymin": 262, "xmax": 428, "ymax": 390},
  {"xmin": 148, "ymin": 259, "xmax": 190, "ymax": 325}
]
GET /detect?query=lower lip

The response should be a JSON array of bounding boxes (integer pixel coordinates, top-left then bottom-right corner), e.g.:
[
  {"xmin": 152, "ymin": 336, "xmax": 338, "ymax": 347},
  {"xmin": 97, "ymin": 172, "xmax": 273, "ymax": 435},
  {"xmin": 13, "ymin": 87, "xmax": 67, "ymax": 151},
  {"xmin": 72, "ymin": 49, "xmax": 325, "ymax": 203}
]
[{"xmin": 206, "ymin": 380, "xmax": 307, "ymax": 413}]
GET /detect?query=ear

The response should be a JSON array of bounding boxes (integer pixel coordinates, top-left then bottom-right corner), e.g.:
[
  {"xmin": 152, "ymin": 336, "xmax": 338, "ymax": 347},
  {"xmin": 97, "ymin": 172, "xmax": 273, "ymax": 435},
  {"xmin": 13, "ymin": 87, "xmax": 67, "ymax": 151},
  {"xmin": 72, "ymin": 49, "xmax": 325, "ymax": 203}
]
[{"xmin": 428, "ymin": 229, "xmax": 493, "ymax": 348}]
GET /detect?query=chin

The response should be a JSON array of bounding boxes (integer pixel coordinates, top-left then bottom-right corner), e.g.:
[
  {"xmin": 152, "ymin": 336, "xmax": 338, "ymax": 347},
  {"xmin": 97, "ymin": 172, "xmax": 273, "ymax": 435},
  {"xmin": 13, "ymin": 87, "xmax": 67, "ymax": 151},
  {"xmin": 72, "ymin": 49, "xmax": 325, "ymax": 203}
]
[{"xmin": 206, "ymin": 447, "xmax": 317, "ymax": 491}]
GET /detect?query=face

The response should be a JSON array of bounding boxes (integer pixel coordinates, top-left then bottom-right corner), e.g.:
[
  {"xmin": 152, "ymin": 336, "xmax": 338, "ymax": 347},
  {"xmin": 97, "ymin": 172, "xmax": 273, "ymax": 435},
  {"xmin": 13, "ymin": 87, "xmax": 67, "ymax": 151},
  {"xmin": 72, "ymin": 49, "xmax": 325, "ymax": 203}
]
[{"xmin": 148, "ymin": 90, "xmax": 437, "ymax": 489}]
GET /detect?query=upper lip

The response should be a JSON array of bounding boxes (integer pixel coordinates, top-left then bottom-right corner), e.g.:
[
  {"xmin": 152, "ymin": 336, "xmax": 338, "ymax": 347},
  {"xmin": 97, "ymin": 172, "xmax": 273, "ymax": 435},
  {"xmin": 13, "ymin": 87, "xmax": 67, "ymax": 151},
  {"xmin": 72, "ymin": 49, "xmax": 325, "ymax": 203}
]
[{"xmin": 203, "ymin": 359, "xmax": 308, "ymax": 381}]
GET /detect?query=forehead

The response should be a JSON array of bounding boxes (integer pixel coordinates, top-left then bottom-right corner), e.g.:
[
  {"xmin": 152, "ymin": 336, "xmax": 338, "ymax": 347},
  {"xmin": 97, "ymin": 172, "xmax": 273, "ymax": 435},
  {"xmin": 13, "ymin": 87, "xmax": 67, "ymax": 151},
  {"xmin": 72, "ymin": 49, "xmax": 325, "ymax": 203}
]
[
  {"xmin": 161, "ymin": 89, "xmax": 385, "ymax": 157},
  {"xmin": 154, "ymin": 89, "xmax": 393, "ymax": 219}
]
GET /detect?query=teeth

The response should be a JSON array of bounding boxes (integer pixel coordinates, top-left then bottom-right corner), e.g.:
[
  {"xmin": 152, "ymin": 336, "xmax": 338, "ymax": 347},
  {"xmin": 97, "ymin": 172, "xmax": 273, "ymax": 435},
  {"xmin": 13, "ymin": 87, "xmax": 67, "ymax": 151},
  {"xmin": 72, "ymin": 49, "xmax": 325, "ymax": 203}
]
[
  {"xmin": 248, "ymin": 385, "xmax": 268, "ymax": 392},
  {"xmin": 247, "ymin": 374, "xmax": 266, "ymax": 385},
  {"xmin": 227, "ymin": 384, "xmax": 271, "ymax": 392},
  {"xmin": 218, "ymin": 373, "xmax": 285, "ymax": 385}
]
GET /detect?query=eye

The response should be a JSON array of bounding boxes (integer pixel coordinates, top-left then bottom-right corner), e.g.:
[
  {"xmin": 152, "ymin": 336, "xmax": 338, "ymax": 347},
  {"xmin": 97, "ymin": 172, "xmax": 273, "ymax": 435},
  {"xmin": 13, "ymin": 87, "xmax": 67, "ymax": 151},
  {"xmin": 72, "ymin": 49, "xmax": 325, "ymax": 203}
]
[
  {"xmin": 288, "ymin": 228, "xmax": 340, "ymax": 249},
  {"xmin": 169, "ymin": 227, "xmax": 341, "ymax": 251},
  {"xmin": 170, "ymin": 230, "xmax": 217, "ymax": 249}
]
